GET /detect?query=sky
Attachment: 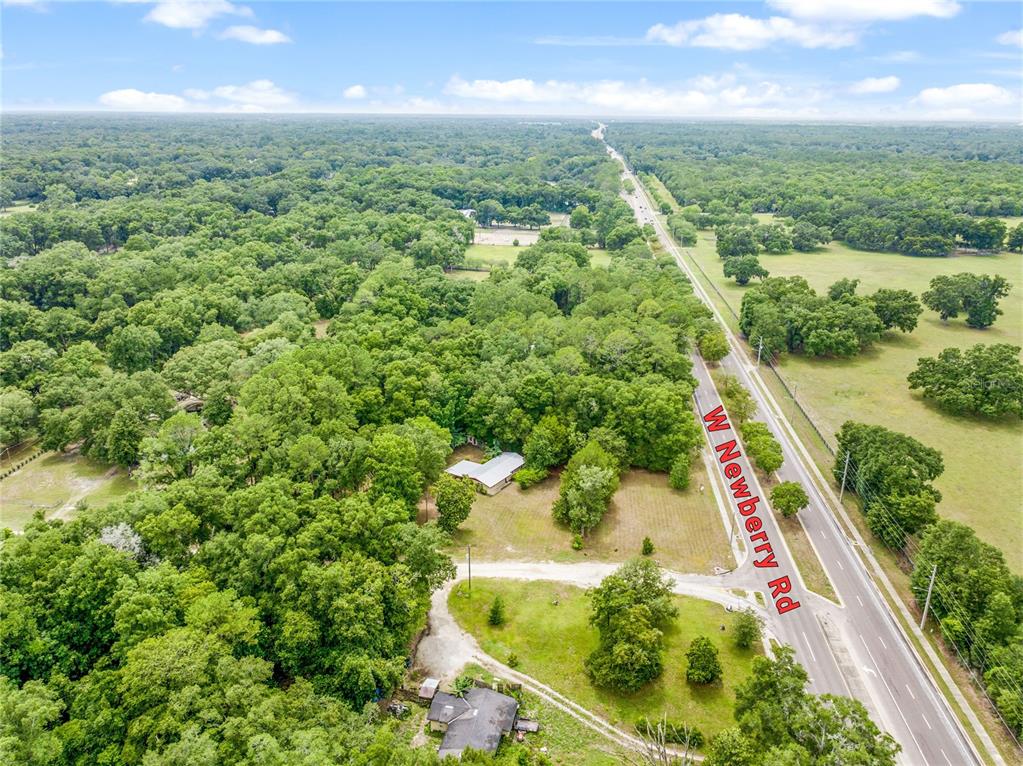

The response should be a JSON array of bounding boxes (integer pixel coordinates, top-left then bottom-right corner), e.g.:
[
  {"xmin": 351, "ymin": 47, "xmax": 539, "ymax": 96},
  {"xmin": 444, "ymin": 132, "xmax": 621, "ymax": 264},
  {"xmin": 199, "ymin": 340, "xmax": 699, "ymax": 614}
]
[{"xmin": 2, "ymin": 0, "xmax": 1021, "ymax": 120}]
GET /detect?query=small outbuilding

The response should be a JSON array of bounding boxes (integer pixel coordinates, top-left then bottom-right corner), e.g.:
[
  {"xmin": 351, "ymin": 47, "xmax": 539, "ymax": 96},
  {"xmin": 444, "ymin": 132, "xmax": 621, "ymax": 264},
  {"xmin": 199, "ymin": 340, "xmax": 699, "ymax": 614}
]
[
  {"xmin": 445, "ymin": 452, "xmax": 524, "ymax": 495},
  {"xmin": 427, "ymin": 688, "xmax": 519, "ymax": 759},
  {"xmin": 418, "ymin": 677, "xmax": 440, "ymax": 701}
]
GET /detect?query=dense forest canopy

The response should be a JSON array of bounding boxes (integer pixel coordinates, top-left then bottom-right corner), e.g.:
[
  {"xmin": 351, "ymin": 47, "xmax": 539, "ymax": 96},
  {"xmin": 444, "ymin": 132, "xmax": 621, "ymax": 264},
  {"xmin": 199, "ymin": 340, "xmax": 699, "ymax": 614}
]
[
  {"xmin": 608, "ymin": 122, "xmax": 1023, "ymax": 256},
  {"xmin": 0, "ymin": 116, "xmax": 715, "ymax": 765}
]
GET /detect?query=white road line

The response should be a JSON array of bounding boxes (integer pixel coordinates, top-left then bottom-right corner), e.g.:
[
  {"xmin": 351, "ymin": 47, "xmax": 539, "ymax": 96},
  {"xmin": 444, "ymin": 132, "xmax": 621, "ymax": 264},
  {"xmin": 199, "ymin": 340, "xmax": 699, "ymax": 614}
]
[
  {"xmin": 855, "ymin": 595, "xmax": 864, "ymax": 607},
  {"xmin": 878, "ymin": 636, "xmax": 888, "ymax": 650},
  {"xmin": 836, "ymin": 559, "xmax": 844, "ymax": 570},
  {"xmin": 922, "ymin": 713, "xmax": 933, "ymax": 730},
  {"xmin": 802, "ymin": 631, "xmax": 817, "ymax": 663},
  {"xmin": 819, "ymin": 530, "xmax": 827, "ymax": 540},
  {"xmin": 859, "ymin": 634, "xmax": 927, "ymax": 764},
  {"xmin": 906, "ymin": 684, "xmax": 917, "ymax": 701},
  {"xmin": 941, "ymin": 748, "xmax": 953, "ymax": 766}
]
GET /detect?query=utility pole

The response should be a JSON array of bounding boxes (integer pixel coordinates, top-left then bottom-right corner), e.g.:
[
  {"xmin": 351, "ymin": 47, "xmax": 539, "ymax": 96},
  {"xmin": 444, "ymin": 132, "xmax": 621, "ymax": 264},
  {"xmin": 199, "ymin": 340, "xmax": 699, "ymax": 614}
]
[
  {"xmin": 838, "ymin": 452, "xmax": 851, "ymax": 503},
  {"xmin": 466, "ymin": 545, "xmax": 472, "ymax": 597},
  {"xmin": 920, "ymin": 564, "xmax": 938, "ymax": 630},
  {"xmin": 756, "ymin": 337, "xmax": 764, "ymax": 367}
]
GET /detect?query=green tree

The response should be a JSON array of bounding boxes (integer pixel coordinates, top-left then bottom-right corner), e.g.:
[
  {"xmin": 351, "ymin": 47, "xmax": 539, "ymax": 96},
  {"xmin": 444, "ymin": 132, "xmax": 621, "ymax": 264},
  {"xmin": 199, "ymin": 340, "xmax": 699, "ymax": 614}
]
[
  {"xmin": 586, "ymin": 560, "xmax": 677, "ymax": 692},
  {"xmin": 570, "ymin": 204, "xmax": 592, "ymax": 230},
  {"xmin": 685, "ymin": 636, "xmax": 722, "ymax": 684},
  {"xmin": 770, "ymin": 481, "xmax": 809, "ymax": 518},
  {"xmin": 732, "ymin": 609, "xmax": 762, "ymax": 650},
  {"xmin": 488, "ymin": 595, "xmax": 506, "ymax": 627},
  {"xmin": 434, "ymin": 473, "xmax": 476, "ymax": 533},
  {"xmin": 553, "ymin": 440, "xmax": 620, "ymax": 535},
  {"xmin": 870, "ymin": 288, "xmax": 922, "ymax": 332},
  {"xmin": 716, "ymin": 226, "xmax": 759, "ymax": 259},
  {"xmin": 0, "ymin": 389, "xmax": 37, "ymax": 448},
  {"xmin": 698, "ymin": 330, "xmax": 729, "ymax": 363},
  {"xmin": 1006, "ymin": 222, "xmax": 1023, "ymax": 252},
  {"xmin": 642, "ymin": 536, "xmax": 654, "ymax": 556},
  {"xmin": 723, "ymin": 255, "xmax": 769, "ymax": 286},
  {"xmin": 669, "ymin": 452, "xmax": 691, "ymax": 491},
  {"xmin": 908, "ymin": 343, "xmax": 1023, "ymax": 418},
  {"xmin": 107, "ymin": 324, "xmax": 163, "ymax": 373}
]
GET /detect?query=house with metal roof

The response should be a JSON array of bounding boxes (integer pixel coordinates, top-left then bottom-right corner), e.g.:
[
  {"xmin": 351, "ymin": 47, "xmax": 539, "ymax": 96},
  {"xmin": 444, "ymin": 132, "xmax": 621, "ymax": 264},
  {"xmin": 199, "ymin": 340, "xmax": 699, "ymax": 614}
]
[
  {"xmin": 426, "ymin": 687, "xmax": 519, "ymax": 759},
  {"xmin": 445, "ymin": 452, "xmax": 524, "ymax": 495}
]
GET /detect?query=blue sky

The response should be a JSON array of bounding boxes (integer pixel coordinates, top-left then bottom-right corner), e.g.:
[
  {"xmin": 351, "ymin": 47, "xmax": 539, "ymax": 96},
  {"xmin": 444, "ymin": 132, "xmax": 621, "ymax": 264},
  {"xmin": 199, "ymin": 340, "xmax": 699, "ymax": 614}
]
[{"xmin": 3, "ymin": 1, "xmax": 1021, "ymax": 119}]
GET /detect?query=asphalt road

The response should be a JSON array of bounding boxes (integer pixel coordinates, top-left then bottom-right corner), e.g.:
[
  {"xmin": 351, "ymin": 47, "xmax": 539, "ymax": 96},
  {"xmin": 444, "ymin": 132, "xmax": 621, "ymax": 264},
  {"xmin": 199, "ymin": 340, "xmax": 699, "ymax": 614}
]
[{"xmin": 601, "ymin": 128, "xmax": 984, "ymax": 766}]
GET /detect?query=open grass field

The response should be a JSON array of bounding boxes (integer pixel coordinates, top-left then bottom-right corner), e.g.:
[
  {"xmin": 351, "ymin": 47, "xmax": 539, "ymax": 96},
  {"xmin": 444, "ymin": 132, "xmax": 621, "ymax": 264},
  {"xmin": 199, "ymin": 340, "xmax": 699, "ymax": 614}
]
[
  {"xmin": 0, "ymin": 200, "xmax": 38, "ymax": 217},
  {"xmin": 465, "ymin": 243, "xmax": 612, "ymax": 269},
  {"xmin": 449, "ymin": 579, "xmax": 760, "ymax": 742},
  {"xmin": 0, "ymin": 451, "xmax": 136, "ymax": 531},
  {"xmin": 429, "ymin": 447, "xmax": 733, "ymax": 573},
  {"xmin": 683, "ymin": 226, "xmax": 1023, "ymax": 572}
]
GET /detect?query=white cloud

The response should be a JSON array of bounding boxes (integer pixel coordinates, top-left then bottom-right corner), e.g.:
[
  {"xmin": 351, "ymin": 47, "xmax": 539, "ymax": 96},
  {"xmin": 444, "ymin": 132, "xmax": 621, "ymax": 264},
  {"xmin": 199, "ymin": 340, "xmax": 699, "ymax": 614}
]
[
  {"xmin": 874, "ymin": 50, "xmax": 921, "ymax": 62},
  {"xmin": 210, "ymin": 79, "xmax": 294, "ymax": 107},
  {"xmin": 145, "ymin": 0, "xmax": 250, "ymax": 30},
  {"xmin": 768, "ymin": 0, "xmax": 959, "ymax": 21},
  {"xmin": 442, "ymin": 74, "xmax": 822, "ymax": 116},
  {"xmin": 850, "ymin": 76, "xmax": 901, "ymax": 94},
  {"xmin": 99, "ymin": 79, "xmax": 293, "ymax": 112},
  {"xmin": 646, "ymin": 14, "xmax": 857, "ymax": 50},
  {"xmin": 219, "ymin": 25, "xmax": 291, "ymax": 44},
  {"xmin": 343, "ymin": 84, "xmax": 367, "ymax": 99},
  {"xmin": 996, "ymin": 29, "xmax": 1023, "ymax": 48},
  {"xmin": 913, "ymin": 82, "xmax": 1014, "ymax": 108},
  {"xmin": 98, "ymin": 88, "xmax": 188, "ymax": 111}
]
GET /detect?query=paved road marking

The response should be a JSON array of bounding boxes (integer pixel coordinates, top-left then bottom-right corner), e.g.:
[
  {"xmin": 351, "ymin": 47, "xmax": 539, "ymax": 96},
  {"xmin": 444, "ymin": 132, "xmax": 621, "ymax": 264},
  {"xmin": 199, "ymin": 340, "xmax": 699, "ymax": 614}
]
[
  {"xmin": 922, "ymin": 713, "xmax": 933, "ymax": 730},
  {"xmin": 836, "ymin": 559, "xmax": 844, "ymax": 570},
  {"xmin": 878, "ymin": 636, "xmax": 888, "ymax": 650},
  {"xmin": 802, "ymin": 631, "xmax": 817, "ymax": 663},
  {"xmin": 855, "ymin": 595, "xmax": 864, "ymax": 607},
  {"xmin": 859, "ymin": 633, "xmax": 927, "ymax": 763},
  {"xmin": 941, "ymin": 748, "xmax": 953, "ymax": 765},
  {"xmin": 906, "ymin": 684, "xmax": 917, "ymax": 701},
  {"xmin": 819, "ymin": 530, "xmax": 827, "ymax": 540}
]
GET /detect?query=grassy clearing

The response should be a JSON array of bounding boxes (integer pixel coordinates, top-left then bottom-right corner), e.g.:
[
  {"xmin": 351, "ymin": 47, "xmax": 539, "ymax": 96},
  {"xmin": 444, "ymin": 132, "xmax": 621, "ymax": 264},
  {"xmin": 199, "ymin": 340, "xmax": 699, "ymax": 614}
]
[
  {"xmin": 0, "ymin": 200, "xmax": 37, "ymax": 217},
  {"xmin": 429, "ymin": 448, "xmax": 732, "ymax": 573},
  {"xmin": 685, "ymin": 231, "xmax": 1023, "ymax": 572},
  {"xmin": 449, "ymin": 579, "xmax": 760, "ymax": 741},
  {"xmin": 0, "ymin": 451, "xmax": 136, "ymax": 531},
  {"xmin": 465, "ymin": 243, "xmax": 612, "ymax": 269}
]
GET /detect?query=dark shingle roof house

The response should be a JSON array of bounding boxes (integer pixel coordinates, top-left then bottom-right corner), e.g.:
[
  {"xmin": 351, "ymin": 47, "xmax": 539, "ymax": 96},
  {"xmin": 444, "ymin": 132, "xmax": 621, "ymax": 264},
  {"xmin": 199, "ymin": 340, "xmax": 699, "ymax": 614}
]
[{"xmin": 426, "ymin": 687, "xmax": 519, "ymax": 759}]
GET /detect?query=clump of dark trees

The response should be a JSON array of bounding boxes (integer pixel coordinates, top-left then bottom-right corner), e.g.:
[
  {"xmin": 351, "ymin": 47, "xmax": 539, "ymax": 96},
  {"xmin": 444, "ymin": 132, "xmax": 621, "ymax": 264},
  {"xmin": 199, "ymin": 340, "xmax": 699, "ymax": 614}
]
[
  {"xmin": 739, "ymin": 276, "xmax": 921, "ymax": 358},
  {"xmin": 835, "ymin": 422, "xmax": 1023, "ymax": 736}
]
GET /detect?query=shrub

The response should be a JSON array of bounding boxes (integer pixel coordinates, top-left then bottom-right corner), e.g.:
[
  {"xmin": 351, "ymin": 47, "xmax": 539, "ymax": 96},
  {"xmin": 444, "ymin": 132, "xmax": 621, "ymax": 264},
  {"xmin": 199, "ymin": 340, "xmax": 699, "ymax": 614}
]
[
  {"xmin": 488, "ymin": 596, "xmax": 506, "ymax": 627},
  {"xmin": 668, "ymin": 452, "xmax": 691, "ymax": 490},
  {"xmin": 513, "ymin": 466, "xmax": 549, "ymax": 489},
  {"xmin": 732, "ymin": 609, "xmax": 762, "ymax": 649},
  {"xmin": 642, "ymin": 536, "xmax": 654, "ymax": 556},
  {"xmin": 571, "ymin": 534, "xmax": 583, "ymax": 550},
  {"xmin": 506, "ymin": 653, "xmax": 519, "ymax": 668},
  {"xmin": 685, "ymin": 636, "xmax": 722, "ymax": 684}
]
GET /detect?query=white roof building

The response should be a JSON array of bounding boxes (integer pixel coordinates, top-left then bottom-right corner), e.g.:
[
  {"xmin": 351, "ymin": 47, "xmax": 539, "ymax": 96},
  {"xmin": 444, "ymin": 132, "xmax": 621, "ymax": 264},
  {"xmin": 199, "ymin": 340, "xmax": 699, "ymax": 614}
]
[{"xmin": 446, "ymin": 452, "xmax": 524, "ymax": 494}]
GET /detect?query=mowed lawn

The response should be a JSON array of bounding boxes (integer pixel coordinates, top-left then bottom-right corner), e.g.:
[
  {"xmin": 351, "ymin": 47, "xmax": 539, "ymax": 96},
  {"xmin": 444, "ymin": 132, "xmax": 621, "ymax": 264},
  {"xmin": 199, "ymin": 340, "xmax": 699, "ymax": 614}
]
[
  {"xmin": 449, "ymin": 579, "xmax": 760, "ymax": 741},
  {"xmin": 685, "ymin": 231, "xmax": 1023, "ymax": 571},
  {"xmin": 1, "ymin": 451, "xmax": 136, "ymax": 531},
  {"xmin": 429, "ymin": 447, "xmax": 732, "ymax": 573},
  {"xmin": 465, "ymin": 243, "xmax": 612, "ymax": 269}
]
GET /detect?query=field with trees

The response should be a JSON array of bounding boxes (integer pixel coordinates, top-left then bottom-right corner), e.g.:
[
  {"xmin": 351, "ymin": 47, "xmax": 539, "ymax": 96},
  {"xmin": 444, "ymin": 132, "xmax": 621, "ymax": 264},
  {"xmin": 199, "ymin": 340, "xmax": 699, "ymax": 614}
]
[
  {"xmin": 449, "ymin": 577, "xmax": 762, "ymax": 742},
  {"xmin": 680, "ymin": 231, "xmax": 1022, "ymax": 571}
]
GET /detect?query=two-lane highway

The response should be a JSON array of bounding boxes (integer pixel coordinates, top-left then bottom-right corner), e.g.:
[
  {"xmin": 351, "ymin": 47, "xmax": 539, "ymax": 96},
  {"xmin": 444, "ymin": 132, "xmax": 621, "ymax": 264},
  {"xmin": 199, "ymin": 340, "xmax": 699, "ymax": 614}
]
[{"xmin": 601, "ymin": 128, "xmax": 985, "ymax": 766}]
